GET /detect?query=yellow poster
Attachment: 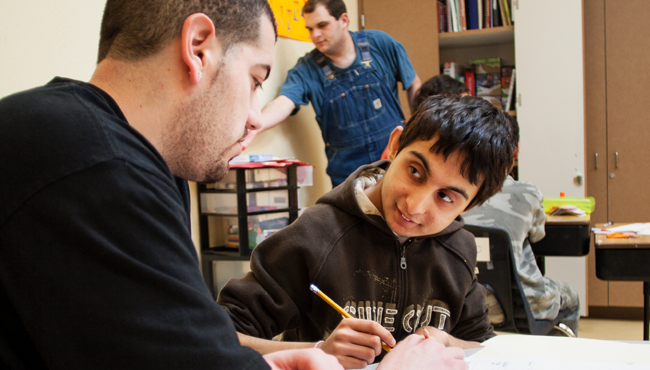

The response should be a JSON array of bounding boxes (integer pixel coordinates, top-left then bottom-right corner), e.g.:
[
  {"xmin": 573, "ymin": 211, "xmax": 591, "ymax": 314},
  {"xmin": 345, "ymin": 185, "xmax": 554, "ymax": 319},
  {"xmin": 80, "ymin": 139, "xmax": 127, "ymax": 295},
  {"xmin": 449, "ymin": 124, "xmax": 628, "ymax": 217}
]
[{"xmin": 269, "ymin": 0, "xmax": 311, "ymax": 42}]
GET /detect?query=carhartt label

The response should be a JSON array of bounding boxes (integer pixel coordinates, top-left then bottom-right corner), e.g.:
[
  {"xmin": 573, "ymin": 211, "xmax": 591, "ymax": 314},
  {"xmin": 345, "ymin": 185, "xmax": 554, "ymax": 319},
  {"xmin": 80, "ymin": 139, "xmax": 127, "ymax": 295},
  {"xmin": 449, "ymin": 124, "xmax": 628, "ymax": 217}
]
[{"xmin": 373, "ymin": 98, "xmax": 382, "ymax": 110}]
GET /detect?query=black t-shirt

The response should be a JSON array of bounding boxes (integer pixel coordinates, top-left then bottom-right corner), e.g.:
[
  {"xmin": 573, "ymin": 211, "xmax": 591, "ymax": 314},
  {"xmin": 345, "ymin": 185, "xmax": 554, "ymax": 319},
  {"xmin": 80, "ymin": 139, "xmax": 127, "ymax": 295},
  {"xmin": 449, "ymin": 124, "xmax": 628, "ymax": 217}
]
[{"xmin": 0, "ymin": 78, "xmax": 268, "ymax": 370}]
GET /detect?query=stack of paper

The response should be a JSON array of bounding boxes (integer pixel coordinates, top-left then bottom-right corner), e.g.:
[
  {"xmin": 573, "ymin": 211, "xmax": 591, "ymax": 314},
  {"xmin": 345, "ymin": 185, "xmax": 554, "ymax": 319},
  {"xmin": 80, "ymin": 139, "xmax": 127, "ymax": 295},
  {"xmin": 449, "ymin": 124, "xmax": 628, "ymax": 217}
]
[
  {"xmin": 548, "ymin": 205, "xmax": 587, "ymax": 217},
  {"xmin": 592, "ymin": 223, "xmax": 650, "ymax": 235}
]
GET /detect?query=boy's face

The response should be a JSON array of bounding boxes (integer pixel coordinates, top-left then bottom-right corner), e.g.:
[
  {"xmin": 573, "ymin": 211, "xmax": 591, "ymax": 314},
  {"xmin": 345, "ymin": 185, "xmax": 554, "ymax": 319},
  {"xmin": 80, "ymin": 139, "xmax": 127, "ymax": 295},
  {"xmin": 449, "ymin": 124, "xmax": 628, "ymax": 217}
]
[{"xmin": 366, "ymin": 127, "xmax": 481, "ymax": 238}]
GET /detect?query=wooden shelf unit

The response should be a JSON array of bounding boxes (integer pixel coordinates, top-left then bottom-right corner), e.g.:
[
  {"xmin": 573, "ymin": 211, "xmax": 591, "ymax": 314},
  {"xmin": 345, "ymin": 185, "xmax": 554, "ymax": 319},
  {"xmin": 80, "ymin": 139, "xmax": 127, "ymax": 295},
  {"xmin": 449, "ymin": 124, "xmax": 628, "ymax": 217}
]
[
  {"xmin": 198, "ymin": 165, "xmax": 301, "ymax": 297},
  {"xmin": 439, "ymin": 26, "xmax": 515, "ymax": 49}
]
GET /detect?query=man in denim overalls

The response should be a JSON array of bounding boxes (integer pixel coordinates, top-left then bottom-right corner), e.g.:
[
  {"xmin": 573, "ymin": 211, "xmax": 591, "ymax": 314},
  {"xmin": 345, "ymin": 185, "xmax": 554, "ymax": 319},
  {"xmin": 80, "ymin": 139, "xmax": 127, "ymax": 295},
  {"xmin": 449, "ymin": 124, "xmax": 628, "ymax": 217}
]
[{"xmin": 242, "ymin": 0, "xmax": 421, "ymax": 187}]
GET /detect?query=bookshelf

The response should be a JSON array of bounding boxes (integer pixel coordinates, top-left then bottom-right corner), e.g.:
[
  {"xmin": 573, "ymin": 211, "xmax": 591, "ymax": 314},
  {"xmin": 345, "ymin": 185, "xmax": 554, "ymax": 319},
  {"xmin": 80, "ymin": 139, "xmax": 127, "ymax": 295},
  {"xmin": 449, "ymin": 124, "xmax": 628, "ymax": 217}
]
[
  {"xmin": 439, "ymin": 25, "xmax": 516, "ymax": 116},
  {"xmin": 439, "ymin": 26, "xmax": 515, "ymax": 78},
  {"xmin": 439, "ymin": 25, "xmax": 514, "ymax": 49}
]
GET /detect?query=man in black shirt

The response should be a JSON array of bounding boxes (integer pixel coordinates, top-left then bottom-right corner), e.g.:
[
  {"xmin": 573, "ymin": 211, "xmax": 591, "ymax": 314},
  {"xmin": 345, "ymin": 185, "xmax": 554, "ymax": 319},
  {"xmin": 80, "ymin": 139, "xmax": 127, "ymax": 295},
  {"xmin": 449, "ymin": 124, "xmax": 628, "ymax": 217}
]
[{"xmin": 0, "ymin": 0, "xmax": 468, "ymax": 369}]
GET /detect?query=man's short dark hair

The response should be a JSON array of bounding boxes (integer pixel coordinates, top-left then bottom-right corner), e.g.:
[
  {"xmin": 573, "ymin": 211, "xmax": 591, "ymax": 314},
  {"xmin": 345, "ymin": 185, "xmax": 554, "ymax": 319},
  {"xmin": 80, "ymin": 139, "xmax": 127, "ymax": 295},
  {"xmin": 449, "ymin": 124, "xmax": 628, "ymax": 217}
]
[
  {"xmin": 413, "ymin": 75, "xmax": 470, "ymax": 111},
  {"xmin": 397, "ymin": 95, "xmax": 516, "ymax": 210},
  {"xmin": 97, "ymin": 0, "xmax": 277, "ymax": 63},
  {"xmin": 303, "ymin": 0, "xmax": 347, "ymax": 19}
]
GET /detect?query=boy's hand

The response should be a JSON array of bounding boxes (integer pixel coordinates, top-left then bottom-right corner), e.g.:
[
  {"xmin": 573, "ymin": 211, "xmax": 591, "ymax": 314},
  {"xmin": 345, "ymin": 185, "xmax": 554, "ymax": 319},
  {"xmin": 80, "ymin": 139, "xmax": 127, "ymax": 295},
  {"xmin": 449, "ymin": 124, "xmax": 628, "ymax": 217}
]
[
  {"xmin": 377, "ymin": 334, "xmax": 467, "ymax": 370},
  {"xmin": 415, "ymin": 326, "xmax": 483, "ymax": 349},
  {"xmin": 414, "ymin": 326, "xmax": 451, "ymax": 346},
  {"xmin": 263, "ymin": 348, "xmax": 343, "ymax": 370},
  {"xmin": 318, "ymin": 318, "xmax": 396, "ymax": 369}
]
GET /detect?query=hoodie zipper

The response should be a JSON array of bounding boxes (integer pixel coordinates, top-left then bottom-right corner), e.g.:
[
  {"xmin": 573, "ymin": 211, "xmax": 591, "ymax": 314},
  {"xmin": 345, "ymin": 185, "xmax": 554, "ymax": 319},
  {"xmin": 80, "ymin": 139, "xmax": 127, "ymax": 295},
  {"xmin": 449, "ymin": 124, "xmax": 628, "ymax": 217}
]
[
  {"xmin": 399, "ymin": 238, "xmax": 413, "ymax": 270},
  {"xmin": 396, "ymin": 238, "xmax": 413, "ymax": 339},
  {"xmin": 400, "ymin": 245, "xmax": 408, "ymax": 269}
]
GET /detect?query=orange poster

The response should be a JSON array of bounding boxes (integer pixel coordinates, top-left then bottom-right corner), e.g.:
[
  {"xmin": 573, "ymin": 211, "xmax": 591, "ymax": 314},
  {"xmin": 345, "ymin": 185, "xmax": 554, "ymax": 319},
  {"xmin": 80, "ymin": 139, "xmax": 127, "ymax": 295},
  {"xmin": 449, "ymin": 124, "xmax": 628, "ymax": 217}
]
[{"xmin": 269, "ymin": 0, "xmax": 311, "ymax": 42}]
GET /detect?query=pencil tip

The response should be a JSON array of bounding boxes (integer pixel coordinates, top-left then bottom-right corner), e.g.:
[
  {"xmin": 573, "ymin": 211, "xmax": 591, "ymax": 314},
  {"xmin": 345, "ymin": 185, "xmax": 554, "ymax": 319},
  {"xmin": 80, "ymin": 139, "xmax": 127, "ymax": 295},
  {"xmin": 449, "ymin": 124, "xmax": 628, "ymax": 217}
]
[{"xmin": 309, "ymin": 284, "xmax": 319, "ymax": 293}]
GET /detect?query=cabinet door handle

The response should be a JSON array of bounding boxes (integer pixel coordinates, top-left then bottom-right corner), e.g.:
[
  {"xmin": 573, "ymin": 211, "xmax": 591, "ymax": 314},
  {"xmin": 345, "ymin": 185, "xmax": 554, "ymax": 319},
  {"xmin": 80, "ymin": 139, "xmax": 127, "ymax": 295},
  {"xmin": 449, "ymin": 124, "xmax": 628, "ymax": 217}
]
[
  {"xmin": 615, "ymin": 152, "xmax": 619, "ymax": 168},
  {"xmin": 595, "ymin": 153, "xmax": 598, "ymax": 169}
]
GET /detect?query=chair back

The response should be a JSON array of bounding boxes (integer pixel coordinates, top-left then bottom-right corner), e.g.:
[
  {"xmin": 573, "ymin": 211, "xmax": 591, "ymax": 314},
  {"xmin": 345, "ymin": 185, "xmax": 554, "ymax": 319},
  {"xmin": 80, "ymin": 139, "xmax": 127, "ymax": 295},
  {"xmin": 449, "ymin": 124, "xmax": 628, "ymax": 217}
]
[
  {"xmin": 464, "ymin": 225, "xmax": 518, "ymax": 332},
  {"xmin": 463, "ymin": 225, "xmax": 564, "ymax": 335}
]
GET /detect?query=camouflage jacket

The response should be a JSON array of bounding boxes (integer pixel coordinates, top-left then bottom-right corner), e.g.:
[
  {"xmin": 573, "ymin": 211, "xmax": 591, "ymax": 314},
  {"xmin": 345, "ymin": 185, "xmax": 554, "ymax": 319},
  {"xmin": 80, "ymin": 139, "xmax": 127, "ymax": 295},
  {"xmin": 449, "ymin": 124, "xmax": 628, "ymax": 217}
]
[{"xmin": 463, "ymin": 176, "xmax": 576, "ymax": 321}]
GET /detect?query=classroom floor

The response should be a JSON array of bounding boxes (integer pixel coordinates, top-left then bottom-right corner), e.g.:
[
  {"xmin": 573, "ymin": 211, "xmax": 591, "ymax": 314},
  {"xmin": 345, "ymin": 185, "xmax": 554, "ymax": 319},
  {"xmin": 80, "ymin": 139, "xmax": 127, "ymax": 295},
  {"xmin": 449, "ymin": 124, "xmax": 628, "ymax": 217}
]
[
  {"xmin": 578, "ymin": 318, "xmax": 645, "ymax": 341},
  {"xmin": 495, "ymin": 318, "xmax": 645, "ymax": 341}
]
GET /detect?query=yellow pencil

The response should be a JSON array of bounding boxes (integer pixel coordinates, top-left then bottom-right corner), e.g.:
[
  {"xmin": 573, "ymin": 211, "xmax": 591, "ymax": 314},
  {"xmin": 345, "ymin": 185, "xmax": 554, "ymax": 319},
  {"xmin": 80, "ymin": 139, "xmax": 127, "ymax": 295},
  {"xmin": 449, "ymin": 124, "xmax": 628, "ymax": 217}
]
[{"xmin": 309, "ymin": 284, "xmax": 392, "ymax": 352}]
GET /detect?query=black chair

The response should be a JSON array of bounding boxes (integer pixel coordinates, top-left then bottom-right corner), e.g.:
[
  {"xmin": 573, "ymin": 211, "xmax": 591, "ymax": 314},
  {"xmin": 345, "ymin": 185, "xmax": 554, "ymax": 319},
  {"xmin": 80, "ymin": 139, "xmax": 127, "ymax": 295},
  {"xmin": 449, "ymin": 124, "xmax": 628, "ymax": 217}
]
[{"xmin": 464, "ymin": 225, "xmax": 576, "ymax": 337}]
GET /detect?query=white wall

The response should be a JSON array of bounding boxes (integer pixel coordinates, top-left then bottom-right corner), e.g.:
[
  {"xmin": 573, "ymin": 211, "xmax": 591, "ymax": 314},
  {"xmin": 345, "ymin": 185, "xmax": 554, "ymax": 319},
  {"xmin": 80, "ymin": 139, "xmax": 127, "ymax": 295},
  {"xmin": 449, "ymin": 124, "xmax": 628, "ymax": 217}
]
[
  {"xmin": 0, "ymin": 1, "xmax": 105, "ymax": 98},
  {"xmin": 0, "ymin": 0, "xmax": 211, "ymax": 252}
]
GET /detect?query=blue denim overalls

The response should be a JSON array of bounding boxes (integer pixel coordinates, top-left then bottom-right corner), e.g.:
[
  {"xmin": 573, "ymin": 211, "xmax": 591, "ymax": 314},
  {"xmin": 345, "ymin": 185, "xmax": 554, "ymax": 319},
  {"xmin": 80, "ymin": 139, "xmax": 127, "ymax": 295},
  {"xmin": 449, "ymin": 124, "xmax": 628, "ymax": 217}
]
[{"xmin": 315, "ymin": 31, "xmax": 406, "ymax": 187}]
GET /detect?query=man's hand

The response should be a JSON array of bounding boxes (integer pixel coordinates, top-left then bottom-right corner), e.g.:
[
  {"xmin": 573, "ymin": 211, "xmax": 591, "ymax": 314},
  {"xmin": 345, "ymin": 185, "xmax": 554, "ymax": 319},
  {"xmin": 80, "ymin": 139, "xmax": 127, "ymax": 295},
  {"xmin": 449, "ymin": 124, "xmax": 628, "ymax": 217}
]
[
  {"xmin": 263, "ymin": 348, "xmax": 343, "ymax": 370},
  {"xmin": 377, "ymin": 333, "xmax": 467, "ymax": 370},
  {"xmin": 318, "ymin": 318, "xmax": 396, "ymax": 369},
  {"xmin": 414, "ymin": 326, "xmax": 483, "ymax": 349}
]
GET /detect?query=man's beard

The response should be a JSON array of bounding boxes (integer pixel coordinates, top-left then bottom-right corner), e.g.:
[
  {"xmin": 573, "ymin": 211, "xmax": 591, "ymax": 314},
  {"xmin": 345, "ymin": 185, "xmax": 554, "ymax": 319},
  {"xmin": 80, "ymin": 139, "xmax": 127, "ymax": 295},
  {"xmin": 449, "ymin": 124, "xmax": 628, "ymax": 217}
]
[{"xmin": 163, "ymin": 64, "xmax": 235, "ymax": 184}]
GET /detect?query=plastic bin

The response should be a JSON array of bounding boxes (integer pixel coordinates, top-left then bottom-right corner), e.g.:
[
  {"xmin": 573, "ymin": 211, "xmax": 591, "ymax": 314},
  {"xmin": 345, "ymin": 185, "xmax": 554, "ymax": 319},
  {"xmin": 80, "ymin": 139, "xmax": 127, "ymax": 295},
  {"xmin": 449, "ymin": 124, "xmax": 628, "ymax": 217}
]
[
  {"xmin": 200, "ymin": 190, "xmax": 290, "ymax": 215},
  {"xmin": 208, "ymin": 166, "xmax": 314, "ymax": 189},
  {"xmin": 542, "ymin": 196, "xmax": 595, "ymax": 214},
  {"xmin": 208, "ymin": 213, "xmax": 289, "ymax": 250}
]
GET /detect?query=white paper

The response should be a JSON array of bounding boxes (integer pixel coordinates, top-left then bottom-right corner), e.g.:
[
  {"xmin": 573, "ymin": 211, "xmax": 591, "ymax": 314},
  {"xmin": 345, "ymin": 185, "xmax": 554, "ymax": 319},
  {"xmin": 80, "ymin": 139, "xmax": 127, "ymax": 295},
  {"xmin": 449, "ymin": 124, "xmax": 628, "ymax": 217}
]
[
  {"xmin": 592, "ymin": 223, "xmax": 650, "ymax": 235},
  {"xmin": 473, "ymin": 335, "xmax": 650, "ymax": 366},
  {"xmin": 467, "ymin": 357, "xmax": 558, "ymax": 370}
]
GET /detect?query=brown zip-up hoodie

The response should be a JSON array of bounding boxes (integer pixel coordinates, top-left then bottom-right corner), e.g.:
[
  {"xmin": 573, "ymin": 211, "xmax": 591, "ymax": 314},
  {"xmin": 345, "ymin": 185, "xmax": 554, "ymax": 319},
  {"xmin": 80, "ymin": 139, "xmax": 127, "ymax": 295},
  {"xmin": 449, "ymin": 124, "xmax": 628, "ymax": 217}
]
[{"xmin": 218, "ymin": 161, "xmax": 494, "ymax": 345}]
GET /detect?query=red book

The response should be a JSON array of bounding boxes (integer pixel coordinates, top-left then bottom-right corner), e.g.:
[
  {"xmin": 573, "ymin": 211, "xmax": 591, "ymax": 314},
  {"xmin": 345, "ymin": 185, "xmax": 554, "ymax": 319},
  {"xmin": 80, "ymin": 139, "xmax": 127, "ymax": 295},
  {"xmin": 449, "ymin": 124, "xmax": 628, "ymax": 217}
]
[{"xmin": 465, "ymin": 69, "xmax": 476, "ymax": 97}]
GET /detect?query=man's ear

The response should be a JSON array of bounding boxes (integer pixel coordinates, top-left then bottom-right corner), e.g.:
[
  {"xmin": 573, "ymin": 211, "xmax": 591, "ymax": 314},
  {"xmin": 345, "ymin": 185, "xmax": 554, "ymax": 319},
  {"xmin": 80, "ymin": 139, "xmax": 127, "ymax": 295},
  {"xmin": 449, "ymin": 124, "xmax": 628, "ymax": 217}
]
[
  {"xmin": 181, "ymin": 13, "xmax": 219, "ymax": 84},
  {"xmin": 339, "ymin": 12, "xmax": 350, "ymax": 28},
  {"xmin": 386, "ymin": 126, "xmax": 404, "ymax": 161}
]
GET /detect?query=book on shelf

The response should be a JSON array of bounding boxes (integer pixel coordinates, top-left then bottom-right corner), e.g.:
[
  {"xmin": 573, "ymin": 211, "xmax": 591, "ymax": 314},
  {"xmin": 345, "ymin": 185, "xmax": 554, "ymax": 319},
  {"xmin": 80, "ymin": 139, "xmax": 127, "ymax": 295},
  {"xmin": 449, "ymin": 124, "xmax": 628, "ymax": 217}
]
[
  {"xmin": 459, "ymin": 0, "xmax": 467, "ymax": 31},
  {"xmin": 467, "ymin": 0, "xmax": 479, "ymax": 30},
  {"xmin": 465, "ymin": 69, "xmax": 476, "ymax": 97},
  {"xmin": 492, "ymin": 0, "xmax": 506, "ymax": 27},
  {"xmin": 436, "ymin": 0, "xmax": 514, "ymax": 33},
  {"xmin": 447, "ymin": 0, "xmax": 457, "ymax": 32},
  {"xmin": 439, "ymin": 0, "xmax": 512, "ymax": 33},
  {"xmin": 498, "ymin": 0, "xmax": 507, "ymax": 27},
  {"xmin": 504, "ymin": 68, "xmax": 516, "ymax": 112},
  {"xmin": 500, "ymin": 65, "xmax": 514, "ymax": 109},
  {"xmin": 501, "ymin": 0, "xmax": 512, "ymax": 26},
  {"xmin": 446, "ymin": 0, "xmax": 454, "ymax": 32},
  {"xmin": 443, "ymin": 62, "xmax": 465, "ymax": 79},
  {"xmin": 437, "ymin": 1, "xmax": 447, "ymax": 32},
  {"xmin": 471, "ymin": 57, "xmax": 502, "ymax": 108}
]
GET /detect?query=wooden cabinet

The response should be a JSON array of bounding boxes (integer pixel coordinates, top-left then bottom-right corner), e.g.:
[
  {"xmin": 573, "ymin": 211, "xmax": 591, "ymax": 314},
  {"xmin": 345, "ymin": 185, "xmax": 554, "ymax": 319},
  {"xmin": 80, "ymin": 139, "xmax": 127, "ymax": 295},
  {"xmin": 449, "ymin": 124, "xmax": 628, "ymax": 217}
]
[
  {"xmin": 585, "ymin": 0, "xmax": 649, "ymax": 311},
  {"xmin": 358, "ymin": 0, "xmax": 439, "ymax": 118}
]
